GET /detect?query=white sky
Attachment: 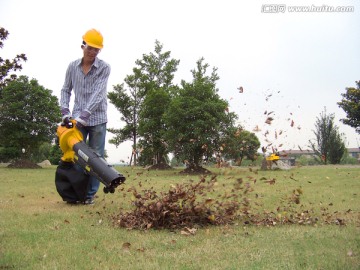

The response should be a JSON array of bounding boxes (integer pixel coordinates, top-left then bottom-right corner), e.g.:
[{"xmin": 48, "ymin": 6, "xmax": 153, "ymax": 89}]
[{"xmin": 1, "ymin": 0, "xmax": 359, "ymax": 164}]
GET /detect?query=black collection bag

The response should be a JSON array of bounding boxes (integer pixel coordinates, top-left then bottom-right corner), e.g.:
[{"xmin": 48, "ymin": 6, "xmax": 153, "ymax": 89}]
[{"xmin": 55, "ymin": 161, "xmax": 90, "ymax": 203}]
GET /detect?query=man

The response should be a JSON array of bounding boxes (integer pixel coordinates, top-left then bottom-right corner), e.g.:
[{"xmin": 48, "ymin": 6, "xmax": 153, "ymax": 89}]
[{"xmin": 60, "ymin": 29, "xmax": 111, "ymax": 204}]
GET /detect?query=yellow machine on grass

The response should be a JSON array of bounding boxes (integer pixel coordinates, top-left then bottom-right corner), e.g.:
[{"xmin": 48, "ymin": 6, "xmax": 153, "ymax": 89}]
[
  {"xmin": 261, "ymin": 152, "xmax": 280, "ymax": 170},
  {"xmin": 263, "ymin": 152, "xmax": 291, "ymax": 170},
  {"xmin": 55, "ymin": 118, "xmax": 125, "ymax": 203},
  {"xmin": 266, "ymin": 153, "xmax": 280, "ymax": 162}
]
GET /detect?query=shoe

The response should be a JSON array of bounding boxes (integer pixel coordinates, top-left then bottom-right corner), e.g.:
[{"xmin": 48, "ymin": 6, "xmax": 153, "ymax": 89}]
[
  {"xmin": 83, "ymin": 198, "xmax": 95, "ymax": 205},
  {"xmin": 66, "ymin": 200, "xmax": 80, "ymax": 205}
]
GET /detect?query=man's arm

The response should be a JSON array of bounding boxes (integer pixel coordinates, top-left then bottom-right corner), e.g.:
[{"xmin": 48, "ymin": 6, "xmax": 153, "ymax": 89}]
[
  {"xmin": 85, "ymin": 63, "xmax": 111, "ymax": 113},
  {"xmin": 60, "ymin": 63, "xmax": 73, "ymax": 110}
]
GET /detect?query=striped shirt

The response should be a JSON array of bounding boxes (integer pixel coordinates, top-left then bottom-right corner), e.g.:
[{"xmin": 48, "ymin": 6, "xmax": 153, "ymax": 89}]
[{"xmin": 60, "ymin": 57, "xmax": 111, "ymax": 126}]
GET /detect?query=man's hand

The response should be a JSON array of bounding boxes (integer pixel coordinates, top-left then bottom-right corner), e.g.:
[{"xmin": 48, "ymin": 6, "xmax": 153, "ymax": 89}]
[
  {"xmin": 75, "ymin": 111, "xmax": 91, "ymax": 128},
  {"xmin": 61, "ymin": 107, "xmax": 72, "ymax": 125}
]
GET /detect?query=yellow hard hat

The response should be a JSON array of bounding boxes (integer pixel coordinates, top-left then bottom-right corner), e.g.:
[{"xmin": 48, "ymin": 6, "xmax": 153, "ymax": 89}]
[{"xmin": 82, "ymin": 29, "xmax": 103, "ymax": 49}]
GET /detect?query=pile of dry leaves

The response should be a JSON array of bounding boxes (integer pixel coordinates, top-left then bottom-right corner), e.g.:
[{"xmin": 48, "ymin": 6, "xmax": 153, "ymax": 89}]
[
  {"xmin": 112, "ymin": 175, "xmax": 251, "ymax": 230},
  {"xmin": 111, "ymin": 174, "xmax": 347, "ymax": 230}
]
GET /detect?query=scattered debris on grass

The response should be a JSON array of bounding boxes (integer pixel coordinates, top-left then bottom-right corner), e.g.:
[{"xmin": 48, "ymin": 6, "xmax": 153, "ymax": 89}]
[
  {"xmin": 112, "ymin": 175, "xmax": 246, "ymax": 230},
  {"xmin": 110, "ymin": 175, "xmax": 351, "ymax": 230}
]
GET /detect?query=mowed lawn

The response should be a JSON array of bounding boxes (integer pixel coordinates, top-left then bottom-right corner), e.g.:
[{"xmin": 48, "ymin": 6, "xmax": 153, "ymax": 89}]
[{"xmin": 0, "ymin": 164, "xmax": 359, "ymax": 270}]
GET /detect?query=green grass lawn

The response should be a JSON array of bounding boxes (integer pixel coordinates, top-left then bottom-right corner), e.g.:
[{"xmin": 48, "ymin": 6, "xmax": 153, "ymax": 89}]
[{"xmin": 0, "ymin": 165, "xmax": 359, "ymax": 269}]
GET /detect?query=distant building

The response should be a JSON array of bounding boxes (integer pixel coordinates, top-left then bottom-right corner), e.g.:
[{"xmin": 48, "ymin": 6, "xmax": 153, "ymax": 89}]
[
  {"xmin": 279, "ymin": 149, "xmax": 314, "ymax": 158},
  {"xmin": 278, "ymin": 147, "xmax": 360, "ymax": 164},
  {"xmin": 347, "ymin": 148, "xmax": 360, "ymax": 161},
  {"xmin": 279, "ymin": 156, "xmax": 296, "ymax": 166}
]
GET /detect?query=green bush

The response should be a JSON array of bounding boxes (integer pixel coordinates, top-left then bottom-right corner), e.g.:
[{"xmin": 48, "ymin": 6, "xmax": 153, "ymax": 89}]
[
  {"xmin": 0, "ymin": 146, "xmax": 20, "ymax": 162},
  {"xmin": 340, "ymin": 155, "xmax": 359, "ymax": 165},
  {"xmin": 48, "ymin": 144, "xmax": 62, "ymax": 165}
]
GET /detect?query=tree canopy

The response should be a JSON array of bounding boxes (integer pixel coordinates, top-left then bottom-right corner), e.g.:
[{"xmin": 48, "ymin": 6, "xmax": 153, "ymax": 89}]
[
  {"xmin": 136, "ymin": 41, "xmax": 180, "ymax": 166},
  {"xmin": 108, "ymin": 40, "xmax": 179, "ymax": 166},
  {"xmin": 107, "ymin": 78, "xmax": 144, "ymax": 165},
  {"xmin": 163, "ymin": 58, "xmax": 236, "ymax": 171},
  {"xmin": 0, "ymin": 27, "xmax": 27, "ymax": 95},
  {"xmin": 221, "ymin": 126, "xmax": 260, "ymax": 166},
  {"xmin": 309, "ymin": 108, "xmax": 345, "ymax": 164},
  {"xmin": 0, "ymin": 76, "xmax": 60, "ymax": 161},
  {"xmin": 338, "ymin": 80, "xmax": 360, "ymax": 134},
  {"xmin": 138, "ymin": 88, "xmax": 171, "ymax": 166}
]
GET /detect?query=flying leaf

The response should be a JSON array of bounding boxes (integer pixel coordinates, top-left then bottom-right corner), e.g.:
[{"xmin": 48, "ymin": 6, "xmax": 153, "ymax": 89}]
[
  {"xmin": 265, "ymin": 117, "xmax": 274, "ymax": 125},
  {"xmin": 122, "ymin": 242, "xmax": 131, "ymax": 251},
  {"xmin": 181, "ymin": 227, "xmax": 197, "ymax": 236},
  {"xmin": 265, "ymin": 179, "xmax": 276, "ymax": 185},
  {"xmin": 205, "ymin": 198, "xmax": 214, "ymax": 204},
  {"xmin": 253, "ymin": 125, "xmax": 261, "ymax": 132}
]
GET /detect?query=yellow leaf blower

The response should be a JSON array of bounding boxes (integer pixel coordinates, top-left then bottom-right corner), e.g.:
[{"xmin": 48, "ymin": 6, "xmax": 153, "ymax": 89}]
[{"xmin": 55, "ymin": 119, "xmax": 125, "ymax": 203}]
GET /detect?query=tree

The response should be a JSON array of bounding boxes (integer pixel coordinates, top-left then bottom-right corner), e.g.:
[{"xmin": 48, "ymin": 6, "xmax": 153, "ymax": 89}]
[
  {"xmin": 0, "ymin": 27, "xmax": 27, "ymax": 95},
  {"xmin": 327, "ymin": 130, "xmax": 346, "ymax": 164},
  {"xmin": 0, "ymin": 76, "xmax": 61, "ymax": 162},
  {"xmin": 136, "ymin": 41, "xmax": 179, "ymax": 167},
  {"xmin": 48, "ymin": 143, "xmax": 63, "ymax": 165},
  {"xmin": 0, "ymin": 146, "xmax": 18, "ymax": 162},
  {"xmin": 138, "ymin": 88, "xmax": 171, "ymax": 166},
  {"xmin": 108, "ymin": 40, "xmax": 179, "ymax": 166},
  {"xmin": 31, "ymin": 141, "xmax": 62, "ymax": 164},
  {"xmin": 135, "ymin": 40, "xmax": 180, "ymax": 166},
  {"xmin": 32, "ymin": 142, "xmax": 52, "ymax": 163},
  {"xmin": 163, "ymin": 58, "xmax": 236, "ymax": 172},
  {"xmin": 108, "ymin": 72, "xmax": 144, "ymax": 165},
  {"xmin": 337, "ymin": 80, "xmax": 360, "ymax": 134},
  {"xmin": 134, "ymin": 40, "xmax": 179, "ymax": 95},
  {"xmin": 221, "ymin": 126, "xmax": 260, "ymax": 166},
  {"xmin": 309, "ymin": 108, "xmax": 346, "ymax": 164}
]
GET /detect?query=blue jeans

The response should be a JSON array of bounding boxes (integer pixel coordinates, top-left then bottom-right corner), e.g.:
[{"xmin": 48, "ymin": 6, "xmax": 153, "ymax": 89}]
[{"xmin": 77, "ymin": 123, "xmax": 107, "ymax": 199}]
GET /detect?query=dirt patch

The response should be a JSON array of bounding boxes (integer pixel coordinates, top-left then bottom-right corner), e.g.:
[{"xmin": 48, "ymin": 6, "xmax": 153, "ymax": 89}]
[
  {"xmin": 7, "ymin": 159, "xmax": 42, "ymax": 169},
  {"xmin": 179, "ymin": 165, "xmax": 213, "ymax": 175},
  {"xmin": 146, "ymin": 163, "xmax": 173, "ymax": 170}
]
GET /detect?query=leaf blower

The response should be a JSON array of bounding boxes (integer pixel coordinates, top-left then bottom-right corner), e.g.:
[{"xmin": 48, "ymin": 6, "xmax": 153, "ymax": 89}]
[{"xmin": 55, "ymin": 118, "xmax": 125, "ymax": 203}]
